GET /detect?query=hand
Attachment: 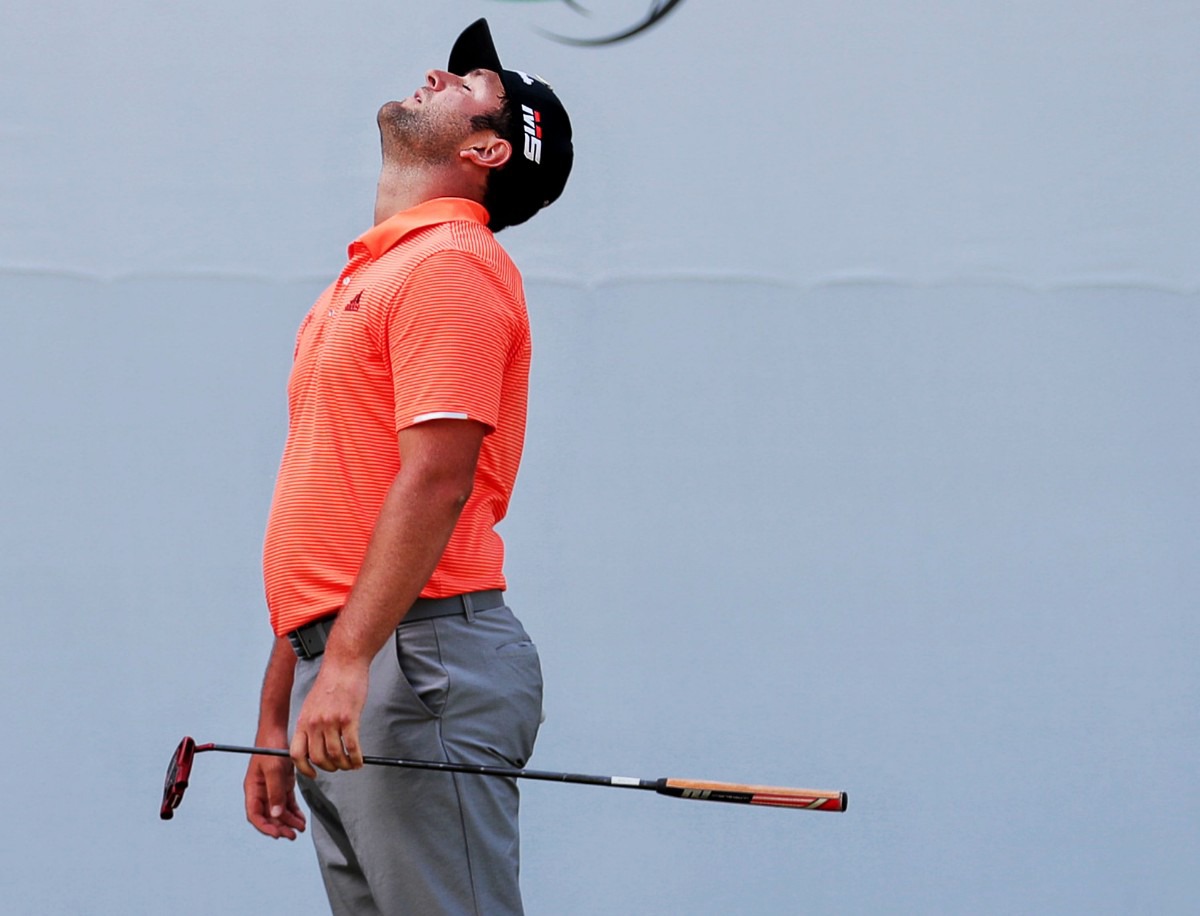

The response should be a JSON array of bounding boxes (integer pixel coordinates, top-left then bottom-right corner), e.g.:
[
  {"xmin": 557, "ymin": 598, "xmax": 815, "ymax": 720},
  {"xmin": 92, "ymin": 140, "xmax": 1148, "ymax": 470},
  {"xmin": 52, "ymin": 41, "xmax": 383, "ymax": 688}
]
[
  {"xmin": 244, "ymin": 751, "xmax": 307, "ymax": 840},
  {"xmin": 290, "ymin": 658, "xmax": 369, "ymax": 778}
]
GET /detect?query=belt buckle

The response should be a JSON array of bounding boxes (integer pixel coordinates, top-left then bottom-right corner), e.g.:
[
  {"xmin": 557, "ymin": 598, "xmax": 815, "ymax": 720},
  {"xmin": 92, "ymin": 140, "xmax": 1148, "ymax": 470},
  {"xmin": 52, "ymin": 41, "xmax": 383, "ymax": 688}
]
[
  {"xmin": 288, "ymin": 619, "xmax": 328, "ymax": 660},
  {"xmin": 287, "ymin": 629, "xmax": 311, "ymax": 660}
]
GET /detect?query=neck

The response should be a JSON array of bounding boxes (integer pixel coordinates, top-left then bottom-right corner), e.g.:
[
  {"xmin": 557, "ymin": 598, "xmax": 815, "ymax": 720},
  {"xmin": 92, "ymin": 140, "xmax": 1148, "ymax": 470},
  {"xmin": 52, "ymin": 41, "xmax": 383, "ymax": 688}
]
[{"xmin": 373, "ymin": 159, "xmax": 485, "ymax": 226}]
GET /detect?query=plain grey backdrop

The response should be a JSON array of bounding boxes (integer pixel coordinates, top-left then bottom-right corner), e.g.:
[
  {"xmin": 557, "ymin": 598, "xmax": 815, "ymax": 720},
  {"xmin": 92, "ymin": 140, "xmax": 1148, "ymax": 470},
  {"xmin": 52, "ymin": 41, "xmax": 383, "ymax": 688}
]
[{"xmin": 3, "ymin": 2, "xmax": 1197, "ymax": 913}]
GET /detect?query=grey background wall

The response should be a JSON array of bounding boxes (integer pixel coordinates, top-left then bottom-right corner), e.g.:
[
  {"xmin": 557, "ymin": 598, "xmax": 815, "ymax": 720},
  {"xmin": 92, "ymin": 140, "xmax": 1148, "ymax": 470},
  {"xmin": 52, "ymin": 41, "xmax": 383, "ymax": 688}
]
[{"xmin": 3, "ymin": 2, "xmax": 1196, "ymax": 914}]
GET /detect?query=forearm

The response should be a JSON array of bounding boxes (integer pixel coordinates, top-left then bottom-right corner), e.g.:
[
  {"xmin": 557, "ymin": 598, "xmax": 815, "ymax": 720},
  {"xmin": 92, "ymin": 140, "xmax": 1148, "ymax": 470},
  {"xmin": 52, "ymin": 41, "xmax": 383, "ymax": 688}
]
[
  {"xmin": 322, "ymin": 466, "xmax": 471, "ymax": 668},
  {"xmin": 255, "ymin": 635, "xmax": 298, "ymax": 742},
  {"xmin": 287, "ymin": 419, "xmax": 484, "ymax": 775}
]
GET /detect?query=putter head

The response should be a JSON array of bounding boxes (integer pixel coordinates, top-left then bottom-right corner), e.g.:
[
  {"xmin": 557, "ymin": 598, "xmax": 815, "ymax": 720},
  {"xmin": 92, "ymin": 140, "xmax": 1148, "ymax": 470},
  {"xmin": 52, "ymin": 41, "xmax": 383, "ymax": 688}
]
[{"xmin": 160, "ymin": 736, "xmax": 197, "ymax": 820}]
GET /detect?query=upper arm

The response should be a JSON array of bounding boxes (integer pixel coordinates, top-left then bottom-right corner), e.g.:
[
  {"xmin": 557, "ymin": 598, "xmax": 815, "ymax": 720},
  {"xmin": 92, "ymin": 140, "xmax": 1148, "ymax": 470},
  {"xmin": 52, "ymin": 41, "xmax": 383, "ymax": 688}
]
[
  {"xmin": 396, "ymin": 418, "xmax": 488, "ymax": 494},
  {"xmin": 385, "ymin": 250, "xmax": 524, "ymax": 436}
]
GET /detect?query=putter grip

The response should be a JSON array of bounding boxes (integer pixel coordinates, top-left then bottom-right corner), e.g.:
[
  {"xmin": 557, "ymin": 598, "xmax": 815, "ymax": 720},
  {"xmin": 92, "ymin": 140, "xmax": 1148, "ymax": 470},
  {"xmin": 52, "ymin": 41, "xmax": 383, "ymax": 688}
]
[{"xmin": 657, "ymin": 778, "xmax": 847, "ymax": 811}]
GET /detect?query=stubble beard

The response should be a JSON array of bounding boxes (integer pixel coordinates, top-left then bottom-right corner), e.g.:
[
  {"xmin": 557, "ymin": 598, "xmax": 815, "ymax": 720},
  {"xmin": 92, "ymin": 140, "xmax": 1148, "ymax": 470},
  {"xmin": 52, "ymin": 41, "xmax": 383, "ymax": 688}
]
[{"xmin": 378, "ymin": 102, "xmax": 466, "ymax": 167}]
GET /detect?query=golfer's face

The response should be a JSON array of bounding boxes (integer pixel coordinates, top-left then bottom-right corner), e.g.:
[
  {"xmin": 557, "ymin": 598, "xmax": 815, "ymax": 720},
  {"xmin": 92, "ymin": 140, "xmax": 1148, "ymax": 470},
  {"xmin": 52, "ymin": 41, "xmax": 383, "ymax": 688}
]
[{"xmin": 404, "ymin": 68, "xmax": 505, "ymax": 122}]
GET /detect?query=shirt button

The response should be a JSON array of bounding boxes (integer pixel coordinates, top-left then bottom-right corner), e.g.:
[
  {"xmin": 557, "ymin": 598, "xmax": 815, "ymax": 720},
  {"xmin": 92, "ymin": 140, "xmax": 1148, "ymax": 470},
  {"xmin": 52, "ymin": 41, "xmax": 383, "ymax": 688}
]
[{"xmin": 341, "ymin": 277, "xmax": 351, "ymax": 286}]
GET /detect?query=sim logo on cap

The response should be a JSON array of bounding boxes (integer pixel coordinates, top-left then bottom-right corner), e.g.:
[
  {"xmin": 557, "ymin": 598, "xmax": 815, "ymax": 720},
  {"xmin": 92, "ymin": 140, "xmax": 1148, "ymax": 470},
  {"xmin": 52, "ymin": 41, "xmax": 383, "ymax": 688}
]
[{"xmin": 521, "ymin": 105, "xmax": 542, "ymax": 165}]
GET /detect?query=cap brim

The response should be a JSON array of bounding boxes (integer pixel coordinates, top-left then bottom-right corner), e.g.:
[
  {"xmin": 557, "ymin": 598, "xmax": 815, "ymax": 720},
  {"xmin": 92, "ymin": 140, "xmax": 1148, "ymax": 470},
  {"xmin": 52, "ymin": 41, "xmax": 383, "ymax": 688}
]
[{"xmin": 448, "ymin": 18, "xmax": 503, "ymax": 76}]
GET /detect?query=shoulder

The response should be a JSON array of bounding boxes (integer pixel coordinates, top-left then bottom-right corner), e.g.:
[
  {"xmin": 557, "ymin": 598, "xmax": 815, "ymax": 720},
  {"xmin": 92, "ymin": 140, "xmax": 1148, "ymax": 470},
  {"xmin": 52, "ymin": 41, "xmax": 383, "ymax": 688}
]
[
  {"xmin": 398, "ymin": 223, "xmax": 525, "ymax": 309},
  {"xmin": 428, "ymin": 221, "xmax": 521, "ymax": 284}
]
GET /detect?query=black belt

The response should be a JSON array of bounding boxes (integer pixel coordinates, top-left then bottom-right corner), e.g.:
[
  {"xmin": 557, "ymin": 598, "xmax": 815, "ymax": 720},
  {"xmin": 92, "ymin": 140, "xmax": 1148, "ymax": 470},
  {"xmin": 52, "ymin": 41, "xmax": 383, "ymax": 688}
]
[{"xmin": 286, "ymin": 590, "xmax": 505, "ymax": 660}]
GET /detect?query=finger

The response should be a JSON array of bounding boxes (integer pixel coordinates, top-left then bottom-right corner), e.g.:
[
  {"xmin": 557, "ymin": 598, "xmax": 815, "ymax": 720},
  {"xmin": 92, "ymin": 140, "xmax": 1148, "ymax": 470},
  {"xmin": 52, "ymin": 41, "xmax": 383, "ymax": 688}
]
[
  {"xmin": 262, "ymin": 757, "xmax": 302, "ymax": 832},
  {"xmin": 266, "ymin": 815, "xmax": 298, "ymax": 840},
  {"xmin": 244, "ymin": 767, "xmax": 270, "ymax": 831},
  {"xmin": 271, "ymin": 816, "xmax": 300, "ymax": 841},
  {"xmin": 318, "ymin": 725, "xmax": 352, "ymax": 772},
  {"xmin": 290, "ymin": 729, "xmax": 317, "ymax": 780},
  {"xmin": 342, "ymin": 719, "xmax": 364, "ymax": 770},
  {"xmin": 245, "ymin": 763, "xmax": 288, "ymax": 838},
  {"xmin": 281, "ymin": 788, "xmax": 308, "ymax": 831},
  {"xmin": 306, "ymin": 726, "xmax": 336, "ymax": 772}
]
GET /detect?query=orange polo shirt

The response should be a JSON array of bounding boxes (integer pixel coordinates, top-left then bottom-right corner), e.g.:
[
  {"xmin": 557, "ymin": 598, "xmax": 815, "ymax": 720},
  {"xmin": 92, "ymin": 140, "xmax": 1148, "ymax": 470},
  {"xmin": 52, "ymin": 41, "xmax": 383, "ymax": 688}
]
[{"xmin": 262, "ymin": 198, "xmax": 531, "ymax": 636}]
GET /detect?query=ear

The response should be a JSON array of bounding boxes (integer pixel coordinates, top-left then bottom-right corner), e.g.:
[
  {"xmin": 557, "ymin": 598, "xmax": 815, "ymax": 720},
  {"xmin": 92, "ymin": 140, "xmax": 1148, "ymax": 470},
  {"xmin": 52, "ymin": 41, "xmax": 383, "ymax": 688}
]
[{"xmin": 460, "ymin": 134, "xmax": 512, "ymax": 171}]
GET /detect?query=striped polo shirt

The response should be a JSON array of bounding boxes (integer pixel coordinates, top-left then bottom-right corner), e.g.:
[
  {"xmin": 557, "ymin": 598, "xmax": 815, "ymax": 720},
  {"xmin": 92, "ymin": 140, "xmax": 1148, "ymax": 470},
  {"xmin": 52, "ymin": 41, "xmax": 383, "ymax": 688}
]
[{"xmin": 263, "ymin": 198, "xmax": 531, "ymax": 636}]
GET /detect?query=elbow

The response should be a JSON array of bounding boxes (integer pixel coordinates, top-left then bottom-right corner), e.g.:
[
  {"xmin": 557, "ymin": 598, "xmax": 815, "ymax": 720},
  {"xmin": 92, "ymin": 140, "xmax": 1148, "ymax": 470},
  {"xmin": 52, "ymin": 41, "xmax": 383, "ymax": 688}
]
[
  {"xmin": 407, "ymin": 465, "xmax": 475, "ymax": 513},
  {"xmin": 447, "ymin": 477, "xmax": 474, "ymax": 512}
]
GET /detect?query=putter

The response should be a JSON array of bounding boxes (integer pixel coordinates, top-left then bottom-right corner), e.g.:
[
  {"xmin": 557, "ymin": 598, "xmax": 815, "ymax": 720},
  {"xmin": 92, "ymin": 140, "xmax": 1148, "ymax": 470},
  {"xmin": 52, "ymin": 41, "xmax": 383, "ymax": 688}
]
[{"xmin": 160, "ymin": 736, "xmax": 847, "ymax": 820}]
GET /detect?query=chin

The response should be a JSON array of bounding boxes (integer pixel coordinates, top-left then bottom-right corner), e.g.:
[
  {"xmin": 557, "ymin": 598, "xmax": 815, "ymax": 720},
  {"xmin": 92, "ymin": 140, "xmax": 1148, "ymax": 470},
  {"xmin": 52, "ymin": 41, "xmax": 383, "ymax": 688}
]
[{"xmin": 378, "ymin": 100, "xmax": 406, "ymax": 122}]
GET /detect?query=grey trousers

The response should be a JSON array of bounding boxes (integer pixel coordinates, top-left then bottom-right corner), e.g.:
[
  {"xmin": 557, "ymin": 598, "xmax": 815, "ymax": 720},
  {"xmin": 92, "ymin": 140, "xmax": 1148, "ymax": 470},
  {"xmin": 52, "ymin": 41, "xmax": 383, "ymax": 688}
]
[{"xmin": 290, "ymin": 604, "xmax": 543, "ymax": 916}]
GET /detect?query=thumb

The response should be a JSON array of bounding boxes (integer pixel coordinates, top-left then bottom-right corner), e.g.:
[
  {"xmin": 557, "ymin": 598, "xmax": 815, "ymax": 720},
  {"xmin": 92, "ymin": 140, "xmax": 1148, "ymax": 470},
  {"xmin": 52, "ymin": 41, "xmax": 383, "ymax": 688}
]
[{"xmin": 262, "ymin": 758, "xmax": 292, "ymax": 818}]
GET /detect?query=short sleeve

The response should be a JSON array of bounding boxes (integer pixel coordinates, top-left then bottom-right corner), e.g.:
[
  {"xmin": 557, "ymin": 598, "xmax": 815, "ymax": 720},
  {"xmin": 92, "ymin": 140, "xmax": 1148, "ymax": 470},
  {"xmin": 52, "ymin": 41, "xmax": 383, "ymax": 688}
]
[{"xmin": 385, "ymin": 249, "xmax": 523, "ymax": 433}]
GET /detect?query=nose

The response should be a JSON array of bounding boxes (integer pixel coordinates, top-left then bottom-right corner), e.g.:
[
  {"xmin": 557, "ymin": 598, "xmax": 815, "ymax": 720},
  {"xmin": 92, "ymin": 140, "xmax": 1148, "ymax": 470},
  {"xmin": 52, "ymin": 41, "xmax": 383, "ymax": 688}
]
[{"xmin": 425, "ymin": 69, "xmax": 459, "ymax": 90}]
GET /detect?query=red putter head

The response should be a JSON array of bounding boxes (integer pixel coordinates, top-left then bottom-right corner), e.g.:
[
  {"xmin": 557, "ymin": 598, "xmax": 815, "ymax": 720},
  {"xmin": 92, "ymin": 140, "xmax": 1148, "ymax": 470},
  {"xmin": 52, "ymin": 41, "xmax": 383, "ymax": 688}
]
[{"xmin": 160, "ymin": 736, "xmax": 197, "ymax": 820}]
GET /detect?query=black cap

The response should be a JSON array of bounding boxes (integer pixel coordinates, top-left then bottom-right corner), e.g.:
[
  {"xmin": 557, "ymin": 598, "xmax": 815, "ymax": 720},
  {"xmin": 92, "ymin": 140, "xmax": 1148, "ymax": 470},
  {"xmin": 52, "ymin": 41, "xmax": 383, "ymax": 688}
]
[{"xmin": 448, "ymin": 18, "xmax": 574, "ymax": 231}]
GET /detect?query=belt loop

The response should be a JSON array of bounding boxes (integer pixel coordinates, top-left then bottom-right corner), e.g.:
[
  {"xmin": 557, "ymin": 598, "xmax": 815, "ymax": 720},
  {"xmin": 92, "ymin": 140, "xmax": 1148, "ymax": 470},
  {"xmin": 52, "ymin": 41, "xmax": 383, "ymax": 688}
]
[{"xmin": 462, "ymin": 592, "xmax": 476, "ymax": 622}]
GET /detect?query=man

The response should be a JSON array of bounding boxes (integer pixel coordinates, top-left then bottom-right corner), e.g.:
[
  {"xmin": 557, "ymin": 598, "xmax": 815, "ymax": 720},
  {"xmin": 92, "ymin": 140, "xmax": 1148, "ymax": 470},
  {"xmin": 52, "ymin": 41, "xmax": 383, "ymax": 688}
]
[{"xmin": 242, "ymin": 19, "xmax": 573, "ymax": 915}]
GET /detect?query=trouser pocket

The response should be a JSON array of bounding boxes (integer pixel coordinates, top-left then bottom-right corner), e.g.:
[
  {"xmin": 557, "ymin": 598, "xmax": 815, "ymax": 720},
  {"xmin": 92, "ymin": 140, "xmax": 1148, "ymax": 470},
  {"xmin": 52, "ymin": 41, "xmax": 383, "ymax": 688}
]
[{"xmin": 393, "ymin": 623, "xmax": 450, "ymax": 719}]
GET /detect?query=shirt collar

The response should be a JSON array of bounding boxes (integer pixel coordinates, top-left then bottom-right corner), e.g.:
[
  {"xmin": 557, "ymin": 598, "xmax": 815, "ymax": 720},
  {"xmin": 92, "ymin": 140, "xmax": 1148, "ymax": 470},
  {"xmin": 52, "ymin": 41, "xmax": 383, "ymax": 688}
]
[{"xmin": 352, "ymin": 198, "xmax": 490, "ymax": 261}]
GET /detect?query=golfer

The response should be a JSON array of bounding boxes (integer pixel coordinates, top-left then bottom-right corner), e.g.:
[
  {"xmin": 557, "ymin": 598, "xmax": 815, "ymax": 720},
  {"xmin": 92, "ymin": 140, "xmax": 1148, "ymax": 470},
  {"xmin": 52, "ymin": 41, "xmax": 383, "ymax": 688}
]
[{"xmin": 242, "ymin": 19, "xmax": 572, "ymax": 915}]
